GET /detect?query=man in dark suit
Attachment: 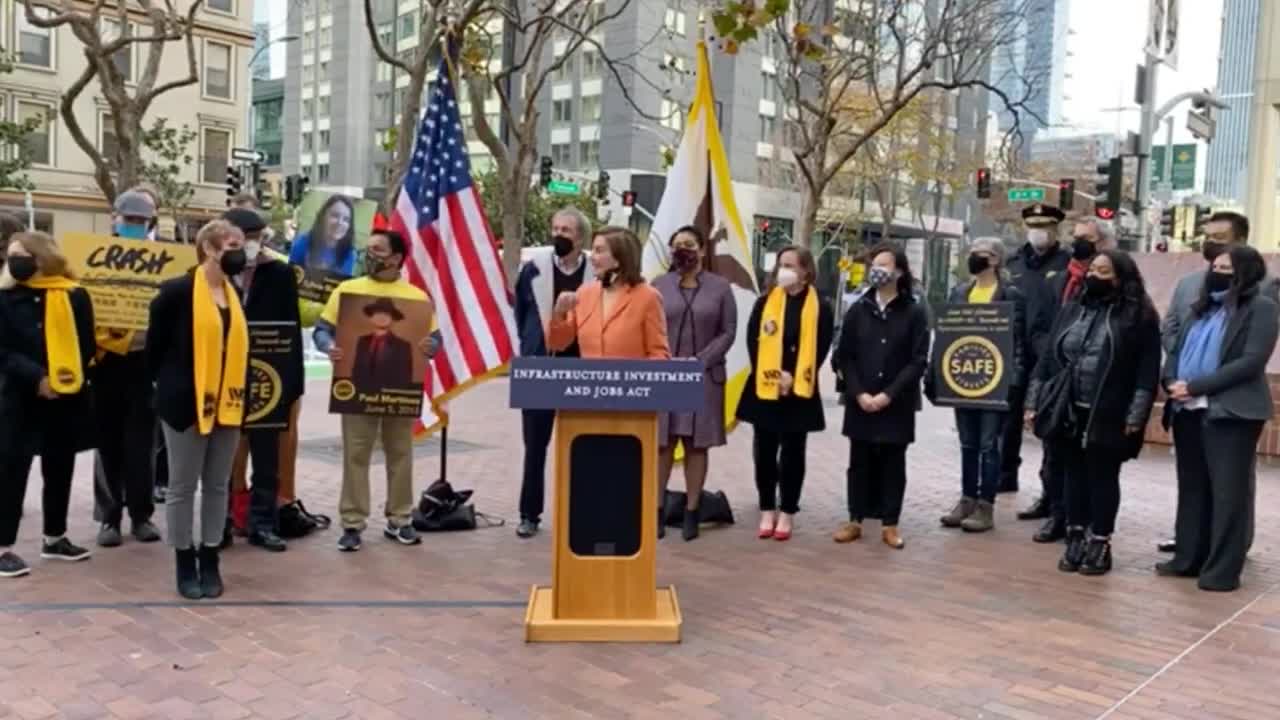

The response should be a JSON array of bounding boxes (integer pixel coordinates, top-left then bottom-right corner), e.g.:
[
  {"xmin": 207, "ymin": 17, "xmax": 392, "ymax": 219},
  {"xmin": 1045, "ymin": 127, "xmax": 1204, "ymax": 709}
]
[{"xmin": 352, "ymin": 297, "xmax": 415, "ymax": 389}]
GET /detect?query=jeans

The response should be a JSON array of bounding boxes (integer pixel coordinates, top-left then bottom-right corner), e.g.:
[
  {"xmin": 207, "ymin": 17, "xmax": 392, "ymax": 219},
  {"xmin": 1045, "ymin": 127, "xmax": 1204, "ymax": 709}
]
[
  {"xmin": 519, "ymin": 409, "xmax": 556, "ymax": 522},
  {"xmin": 754, "ymin": 429, "xmax": 808, "ymax": 514},
  {"xmin": 162, "ymin": 423, "xmax": 240, "ymax": 549},
  {"xmin": 954, "ymin": 409, "xmax": 1006, "ymax": 503}
]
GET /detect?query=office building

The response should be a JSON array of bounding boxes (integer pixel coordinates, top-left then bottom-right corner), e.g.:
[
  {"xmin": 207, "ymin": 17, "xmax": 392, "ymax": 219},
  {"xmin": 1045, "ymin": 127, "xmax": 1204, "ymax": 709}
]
[
  {"xmin": 253, "ymin": 78, "xmax": 285, "ymax": 170},
  {"xmin": 1205, "ymin": 0, "xmax": 1260, "ymax": 203},
  {"xmin": 252, "ymin": 22, "xmax": 272, "ymax": 80},
  {"xmin": 990, "ymin": 0, "xmax": 1069, "ymax": 139}
]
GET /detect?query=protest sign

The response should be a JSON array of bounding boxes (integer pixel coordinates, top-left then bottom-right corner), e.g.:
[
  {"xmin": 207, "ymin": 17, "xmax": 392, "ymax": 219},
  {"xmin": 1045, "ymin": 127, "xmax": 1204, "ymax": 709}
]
[
  {"xmin": 61, "ymin": 232, "xmax": 197, "ymax": 330},
  {"xmin": 329, "ymin": 293, "xmax": 432, "ymax": 416}
]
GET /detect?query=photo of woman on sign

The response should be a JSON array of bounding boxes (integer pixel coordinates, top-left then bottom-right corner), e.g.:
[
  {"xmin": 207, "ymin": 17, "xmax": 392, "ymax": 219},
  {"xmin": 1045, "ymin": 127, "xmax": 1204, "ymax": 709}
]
[{"xmin": 289, "ymin": 194, "xmax": 356, "ymax": 275}]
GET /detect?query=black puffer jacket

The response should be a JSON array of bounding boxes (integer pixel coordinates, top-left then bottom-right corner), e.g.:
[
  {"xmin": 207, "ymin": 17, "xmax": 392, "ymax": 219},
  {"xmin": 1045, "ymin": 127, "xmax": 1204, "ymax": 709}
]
[{"xmin": 1027, "ymin": 294, "xmax": 1162, "ymax": 459}]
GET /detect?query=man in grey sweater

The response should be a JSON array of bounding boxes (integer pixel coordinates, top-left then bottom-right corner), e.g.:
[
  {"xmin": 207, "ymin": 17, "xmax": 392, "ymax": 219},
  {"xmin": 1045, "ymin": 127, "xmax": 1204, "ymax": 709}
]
[{"xmin": 1159, "ymin": 211, "xmax": 1278, "ymax": 553}]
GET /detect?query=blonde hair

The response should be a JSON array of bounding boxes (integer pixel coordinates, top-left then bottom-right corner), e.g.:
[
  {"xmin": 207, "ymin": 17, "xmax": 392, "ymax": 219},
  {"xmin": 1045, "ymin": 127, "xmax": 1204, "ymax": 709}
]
[
  {"xmin": 195, "ymin": 219, "xmax": 244, "ymax": 263},
  {"xmin": 10, "ymin": 231, "xmax": 72, "ymax": 279}
]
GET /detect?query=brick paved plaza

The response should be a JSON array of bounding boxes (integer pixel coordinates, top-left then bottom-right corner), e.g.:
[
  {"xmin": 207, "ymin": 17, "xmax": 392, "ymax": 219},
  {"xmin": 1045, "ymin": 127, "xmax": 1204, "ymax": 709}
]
[{"xmin": 2, "ymin": 373, "xmax": 1278, "ymax": 720}]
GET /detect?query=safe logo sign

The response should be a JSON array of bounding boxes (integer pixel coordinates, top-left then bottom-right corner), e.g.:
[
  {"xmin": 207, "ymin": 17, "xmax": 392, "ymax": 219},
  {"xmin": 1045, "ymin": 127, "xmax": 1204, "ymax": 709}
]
[
  {"xmin": 244, "ymin": 322, "xmax": 297, "ymax": 429},
  {"xmin": 930, "ymin": 302, "xmax": 1014, "ymax": 410}
]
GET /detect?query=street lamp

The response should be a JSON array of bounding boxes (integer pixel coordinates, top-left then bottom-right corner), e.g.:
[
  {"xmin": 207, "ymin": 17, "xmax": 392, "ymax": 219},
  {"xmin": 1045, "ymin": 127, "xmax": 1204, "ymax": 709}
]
[{"xmin": 248, "ymin": 33, "xmax": 299, "ymax": 71}]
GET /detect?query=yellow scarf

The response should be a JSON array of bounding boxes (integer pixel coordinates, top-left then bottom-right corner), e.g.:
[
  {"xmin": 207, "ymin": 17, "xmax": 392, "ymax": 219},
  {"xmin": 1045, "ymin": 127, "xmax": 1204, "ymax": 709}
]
[
  {"xmin": 192, "ymin": 267, "xmax": 249, "ymax": 435},
  {"xmin": 24, "ymin": 275, "xmax": 84, "ymax": 394},
  {"xmin": 755, "ymin": 285, "xmax": 818, "ymax": 400},
  {"xmin": 95, "ymin": 327, "xmax": 135, "ymax": 356}
]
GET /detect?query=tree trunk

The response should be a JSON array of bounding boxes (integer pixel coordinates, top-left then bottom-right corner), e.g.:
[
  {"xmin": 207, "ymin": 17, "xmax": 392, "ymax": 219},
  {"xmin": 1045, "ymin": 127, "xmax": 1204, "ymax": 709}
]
[
  {"xmin": 500, "ymin": 192, "xmax": 525, "ymax": 287},
  {"xmin": 796, "ymin": 188, "xmax": 820, "ymax": 254}
]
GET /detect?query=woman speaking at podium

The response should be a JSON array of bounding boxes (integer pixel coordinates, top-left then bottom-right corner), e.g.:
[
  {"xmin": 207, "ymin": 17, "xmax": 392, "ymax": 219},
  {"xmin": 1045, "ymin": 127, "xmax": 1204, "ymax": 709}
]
[{"xmin": 547, "ymin": 227, "xmax": 670, "ymax": 361}]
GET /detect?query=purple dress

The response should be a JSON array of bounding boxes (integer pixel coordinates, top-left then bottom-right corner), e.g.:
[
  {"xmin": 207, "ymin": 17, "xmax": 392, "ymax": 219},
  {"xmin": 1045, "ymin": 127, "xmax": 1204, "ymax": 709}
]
[{"xmin": 653, "ymin": 271, "xmax": 738, "ymax": 449}]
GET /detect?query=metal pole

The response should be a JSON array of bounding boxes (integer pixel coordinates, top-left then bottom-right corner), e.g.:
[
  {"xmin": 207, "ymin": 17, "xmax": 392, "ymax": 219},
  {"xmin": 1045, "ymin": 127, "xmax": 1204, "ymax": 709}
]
[
  {"xmin": 1164, "ymin": 115, "xmax": 1175, "ymax": 187},
  {"xmin": 1135, "ymin": 51, "xmax": 1158, "ymax": 242},
  {"xmin": 439, "ymin": 423, "xmax": 448, "ymax": 482}
]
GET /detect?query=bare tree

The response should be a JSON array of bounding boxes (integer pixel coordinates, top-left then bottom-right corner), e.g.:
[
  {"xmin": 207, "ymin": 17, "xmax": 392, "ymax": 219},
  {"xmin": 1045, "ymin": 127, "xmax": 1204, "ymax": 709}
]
[
  {"xmin": 714, "ymin": 0, "xmax": 1044, "ymax": 245},
  {"xmin": 23, "ymin": 0, "xmax": 204, "ymax": 203}
]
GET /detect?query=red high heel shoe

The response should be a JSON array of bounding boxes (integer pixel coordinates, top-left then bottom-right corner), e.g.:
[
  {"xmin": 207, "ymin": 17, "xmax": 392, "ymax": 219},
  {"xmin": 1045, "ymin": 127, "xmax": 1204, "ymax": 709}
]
[
  {"xmin": 773, "ymin": 514, "xmax": 793, "ymax": 541},
  {"xmin": 758, "ymin": 512, "xmax": 777, "ymax": 539}
]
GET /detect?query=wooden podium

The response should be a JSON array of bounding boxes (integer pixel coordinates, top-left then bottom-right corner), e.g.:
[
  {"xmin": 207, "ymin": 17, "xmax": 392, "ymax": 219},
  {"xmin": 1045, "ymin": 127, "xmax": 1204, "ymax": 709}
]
[{"xmin": 509, "ymin": 357, "xmax": 705, "ymax": 643}]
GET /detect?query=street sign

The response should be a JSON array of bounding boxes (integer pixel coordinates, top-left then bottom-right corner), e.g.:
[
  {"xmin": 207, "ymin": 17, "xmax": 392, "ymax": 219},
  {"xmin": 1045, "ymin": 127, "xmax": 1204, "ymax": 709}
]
[
  {"xmin": 232, "ymin": 147, "xmax": 265, "ymax": 163},
  {"xmin": 1007, "ymin": 188, "xmax": 1045, "ymax": 202},
  {"xmin": 547, "ymin": 180, "xmax": 580, "ymax": 195},
  {"xmin": 1151, "ymin": 144, "xmax": 1197, "ymax": 190},
  {"xmin": 1187, "ymin": 111, "xmax": 1215, "ymax": 142}
]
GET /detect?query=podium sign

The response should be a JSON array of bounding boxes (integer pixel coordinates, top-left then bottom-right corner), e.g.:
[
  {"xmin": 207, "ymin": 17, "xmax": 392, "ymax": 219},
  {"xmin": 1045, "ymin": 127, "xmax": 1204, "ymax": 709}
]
[
  {"xmin": 930, "ymin": 302, "xmax": 1015, "ymax": 410},
  {"xmin": 510, "ymin": 357, "xmax": 703, "ymax": 643}
]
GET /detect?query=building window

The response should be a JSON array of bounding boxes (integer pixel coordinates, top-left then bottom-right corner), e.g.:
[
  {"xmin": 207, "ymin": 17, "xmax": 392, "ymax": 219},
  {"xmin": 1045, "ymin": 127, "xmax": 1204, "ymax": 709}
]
[
  {"xmin": 302, "ymin": 99, "xmax": 314, "ymax": 117},
  {"xmin": 319, "ymin": 130, "xmax": 330, "ymax": 150},
  {"xmin": 318, "ymin": 0, "xmax": 331, "ymax": 13},
  {"xmin": 304, "ymin": 64, "xmax": 316, "ymax": 84},
  {"xmin": 319, "ymin": 27, "xmax": 331, "ymax": 49},
  {"xmin": 100, "ymin": 113, "xmax": 119, "ymax": 167},
  {"xmin": 303, "ymin": 31, "xmax": 314, "ymax": 50},
  {"xmin": 201, "ymin": 128, "xmax": 231, "ymax": 184},
  {"xmin": 318, "ymin": 163, "xmax": 330, "ymax": 182},
  {"xmin": 207, "ymin": 0, "xmax": 233, "ymax": 13},
  {"xmin": 18, "ymin": 8, "xmax": 55, "ymax": 69},
  {"xmin": 662, "ymin": 53, "xmax": 687, "ymax": 76},
  {"xmin": 551, "ymin": 142, "xmax": 572, "ymax": 167},
  {"xmin": 204, "ymin": 41, "xmax": 233, "ymax": 100},
  {"xmin": 319, "ymin": 61, "xmax": 329, "ymax": 79},
  {"xmin": 582, "ymin": 49, "xmax": 601, "ymax": 77},
  {"xmin": 302, "ymin": 133, "xmax": 313, "ymax": 152},
  {"xmin": 585, "ymin": 0, "xmax": 604, "ymax": 27},
  {"xmin": 318, "ymin": 95, "xmax": 330, "ymax": 116},
  {"xmin": 17, "ymin": 101, "xmax": 52, "ymax": 165},
  {"xmin": 102, "ymin": 19, "xmax": 132, "ymax": 82},
  {"xmin": 375, "ymin": 93, "xmax": 390, "ymax": 117},
  {"xmin": 377, "ymin": 23, "xmax": 392, "ymax": 48},
  {"xmin": 664, "ymin": 8, "xmax": 686, "ymax": 36},
  {"xmin": 761, "ymin": 73, "xmax": 774, "ymax": 102},
  {"xmin": 399, "ymin": 14, "xmax": 415, "ymax": 38},
  {"xmin": 579, "ymin": 140, "xmax": 599, "ymax": 168},
  {"xmin": 660, "ymin": 99, "xmax": 683, "ymax": 132},
  {"xmin": 552, "ymin": 99, "xmax": 573, "ymax": 126},
  {"xmin": 553, "ymin": 55, "xmax": 572, "ymax": 83},
  {"xmin": 759, "ymin": 114, "xmax": 776, "ymax": 140},
  {"xmin": 580, "ymin": 94, "xmax": 601, "ymax": 123}
]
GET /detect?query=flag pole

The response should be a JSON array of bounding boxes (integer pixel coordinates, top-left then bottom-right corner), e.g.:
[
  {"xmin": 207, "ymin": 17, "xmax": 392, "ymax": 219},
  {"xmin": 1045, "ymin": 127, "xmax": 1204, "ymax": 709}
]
[{"xmin": 438, "ymin": 26, "xmax": 458, "ymax": 485}]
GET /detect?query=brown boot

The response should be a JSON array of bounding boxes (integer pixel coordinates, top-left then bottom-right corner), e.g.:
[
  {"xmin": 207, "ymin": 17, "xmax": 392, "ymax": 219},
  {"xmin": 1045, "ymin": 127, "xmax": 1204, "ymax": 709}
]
[
  {"xmin": 882, "ymin": 527, "xmax": 905, "ymax": 549},
  {"xmin": 961, "ymin": 501, "xmax": 995, "ymax": 533},
  {"xmin": 940, "ymin": 497, "xmax": 977, "ymax": 528},
  {"xmin": 832, "ymin": 521, "xmax": 862, "ymax": 543}
]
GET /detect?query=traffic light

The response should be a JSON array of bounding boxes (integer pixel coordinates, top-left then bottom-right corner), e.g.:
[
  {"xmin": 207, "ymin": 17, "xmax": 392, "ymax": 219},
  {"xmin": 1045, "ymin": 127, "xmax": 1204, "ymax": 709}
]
[
  {"xmin": 283, "ymin": 174, "xmax": 310, "ymax": 205},
  {"xmin": 1059, "ymin": 178, "xmax": 1075, "ymax": 211},
  {"xmin": 1093, "ymin": 157, "xmax": 1123, "ymax": 214},
  {"xmin": 1095, "ymin": 206, "xmax": 1116, "ymax": 221},
  {"xmin": 596, "ymin": 170, "xmax": 610, "ymax": 200},
  {"xmin": 226, "ymin": 166, "xmax": 243, "ymax": 206},
  {"xmin": 976, "ymin": 167, "xmax": 991, "ymax": 199},
  {"xmin": 1194, "ymin": 205, "xmax": 1213, "ymax": 236},
  {"xmin": 539, "ymin": 156, "xmax": 553, "ymax": 188},
  {"xmin": 251, "ymin": 162, "xmax": 266, "ymax": 206},
  {"xmin": 1160, "ymin": 206, "xmax": 1176, "ymax": 238},
  {"xmin": 621, "ymin": 190, "xmax": 636, "ymax": 207}
]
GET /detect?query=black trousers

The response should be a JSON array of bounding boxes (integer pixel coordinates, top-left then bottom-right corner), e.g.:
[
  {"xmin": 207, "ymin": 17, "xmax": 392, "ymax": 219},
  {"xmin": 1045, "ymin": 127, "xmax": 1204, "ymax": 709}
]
[
  {"xmin": 245, "ymin": 429, "xmax": 282, "ymax": 534},
  {"xmin": 754, "ymin": 429, "xmax": 808, "ymax": 514},
  {"xmin": 92, "ymin": 354, "xmax": 156, "ymax": 527},
  {"xmin": 0, "ymin": 400, "xmax": 78, "ymax": 546},
  {"xmin": 1169, "ymin": 411, "xmax": 1262, "ymax": 591},
  {"xmin": 847, "ymin": 440, "xmax": 907, "ymax": 526},
  {"xmin": 999, "ymin": 383, "xmax": 1028, "ymax": 485},
  {"xmin": 519, "ymin": 409, "xmax": 556, "ymax": 522},
  {"xmin": 1040, "ymin": 444, "xmax": 1067, "ymax": 522},
  {"xmin": 1057, "ymin": 424, "xmax": 1122, "ymax": 536}
]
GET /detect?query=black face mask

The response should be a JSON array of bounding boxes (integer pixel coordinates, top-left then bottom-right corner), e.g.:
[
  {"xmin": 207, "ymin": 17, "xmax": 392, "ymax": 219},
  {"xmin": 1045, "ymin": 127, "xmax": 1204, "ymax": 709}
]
[
  {"xmin": 1084, "ymin": 275, "xmax": 1115, "ymax": 299},
  {"xmin": 967, "ymin": 255, "xmax": 990, "ymax": 275},
  {"xmin": 1203, "ymin": 242, "xmax": 1225, "ymax": 263},
  {"xmin": 552, "ymin": 235, "xmax": 574, "ymax": 258},
  {"xmin": 7, "ymin": 255, "xmax": 36, "ymax": 282},
  {"xmin": 366, "ymin": 251, "xmax": 398, "ymax": 277},
  {"xmin": 219, "ymin": 249, "xmax": 247, "ymax": 276},
  {"xmin": 1071, "ymin": 237, "xmax": 1095, "ymax": 261},
  {"xmin": 1206, "ymin": 271, "xmax": 1233, "ymax": 294}
]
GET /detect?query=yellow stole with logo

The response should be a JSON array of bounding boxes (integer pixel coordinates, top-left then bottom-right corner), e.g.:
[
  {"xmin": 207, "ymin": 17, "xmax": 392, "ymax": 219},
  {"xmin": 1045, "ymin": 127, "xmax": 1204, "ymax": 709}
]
[
  {"xmin": 23, "ymin": 275, "xmax": 84, "ymax": 394},
  {"xmin": 192, "ymin": 268, "xmax": 249, "ymax": 435},
  {"xmin": 755, "ymin": 285, "xmax": 818, "ymax": 400}
]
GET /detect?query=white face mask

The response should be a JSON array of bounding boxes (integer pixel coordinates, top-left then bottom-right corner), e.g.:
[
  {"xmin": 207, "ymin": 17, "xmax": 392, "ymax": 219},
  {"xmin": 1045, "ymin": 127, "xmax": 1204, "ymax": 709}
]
[
  {"xmin": 244, "ymin": 240, "xmax": 262, "ymax": 263},
  {"xmin": 1027, "ymin": 228, "xmax": 1053, "ymax": 251},
  {"xmin": 776, "ymin": 267, "xmax": 800, "ymax": 289}
]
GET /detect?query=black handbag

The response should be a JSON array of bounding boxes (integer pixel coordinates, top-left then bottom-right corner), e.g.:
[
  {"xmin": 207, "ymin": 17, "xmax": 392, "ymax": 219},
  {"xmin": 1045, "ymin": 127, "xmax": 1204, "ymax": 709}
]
[
  {"xmin": 411, "ymin": 479, "xmax": 504, "ymax": 532},
  {"xmin": 662, "ymin": 490, "xmax": 735, "ymax": 527},
  {"xmin": 278, "ymin": 499, "xmax": 332, "ymax": 538},
  {"xmin": 1033, "ymin": 366, "xmax": 1077, "ymax": 441}
]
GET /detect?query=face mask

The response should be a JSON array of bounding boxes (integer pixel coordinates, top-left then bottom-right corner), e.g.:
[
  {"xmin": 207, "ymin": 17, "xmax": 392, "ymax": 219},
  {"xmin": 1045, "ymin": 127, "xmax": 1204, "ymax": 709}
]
[
  {"xmin": 967, "ymin": 255, "xmax": 990, "ymax": 275},
  {"xmin": 600, "ymin": 268, "xmax": 619, "ymax": 288},
  {"xmin": 1203, "ymin": 242, "xmax": 1225, "ymax": 263},
  {"xmin": 671, "ymin": 247, "xmax": 699, "ymax": 273},
  {"xmin": 244, "ymin": 241, "xmax": 262, "ymax": 263},
  {"xmin": 116, "ymin": 222, "xmax": 148, "ymax": 240},
  {"xmin": 219, "ymin": 249, "xmax": 247, "ymax": 276},
  {"xmin": 867, "ymin": 266, "xmax": 894, "ymax": 288},
  {"xmin": 1206, "ymin": 271, "xmax": 1232, "ymax": 294},
  {"xmin": 366, "ymin": 251, "xmax": 390, "ymax": 276},
  {"xmin": 7, "ymin": 255, "xmax": 36, "ymax": 282},
  {"xmin": 552, "ymin": 235, "xmax": 574, "ymax": 258},
  {"xmin": 1027, "ymin": 228, "xmax": 1053, "ymax": 251},
  {"xmin": 1071, "ymin": 238, "xmax": 1095, "ymax": 261},
  {"xmin": 1084, "ymin": 275, "xmax": 1114, "ymax": 299},
  {"xmin": 776, "ymin": 267, "xmax": 800, "ymax": 289}
]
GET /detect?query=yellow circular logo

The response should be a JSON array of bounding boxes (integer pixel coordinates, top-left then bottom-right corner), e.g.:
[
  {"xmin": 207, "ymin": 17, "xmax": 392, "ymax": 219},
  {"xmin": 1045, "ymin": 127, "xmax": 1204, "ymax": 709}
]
[
  {"xmin": 941, "ymin": 336, "xmax": 1004, "ymax": 398},
  {"xmin": 244, "ymin": 359, "xmax": 282, "ymax": 424},
  {"xmin": 54, "ymin": 367, "xmax": 75, "ymax": 386},
  {"xmin": 762, "ymin": 319, "xmax": 778, "ymax": 336},
  {"xmin": 331, "ymin": 379, "xmax": 356, "ymax": 402}
]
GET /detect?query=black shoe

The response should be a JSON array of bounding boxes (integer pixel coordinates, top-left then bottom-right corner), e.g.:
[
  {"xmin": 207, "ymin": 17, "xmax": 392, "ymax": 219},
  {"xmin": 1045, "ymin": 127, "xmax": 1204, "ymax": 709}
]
[
  {"xmin": 175, "ymin": 548, "xmax": 202, "ymax": 599},
  {"xmin": 998, "ymin": 475, "xmax": 1019, "ymax": 493},
  {"xmin": 152, "ymin": 485, "xmax": 167, "ymax": 505},
  {"xmin": 1157, "ymin": 539, "xmax": 1176, "ymax": 553},
  {"xmin": 198, "ymin": 545, "xmax": 224, "ymax": 598},
  {"xmin": 132, "ymin": 521, "xmax": 161, "ymax": 543},
  {"xmin": 384, "ymin": 523, "xmax": 422, "ymax": 546},
  {"xmin": 40, "ymin": 537, "xmax": 92, "ymax": 562},
  {"xmin": 96, "ymin": 523, "xmax": 123, "ymax": 548},
  {"xmin": 219, "ymin": 526, "xmax": 234, "ymax": 550},
  {"xmin": 516, "ymin": 519, "xmax": 540, "ymax": 538},
  {"xmin": 248, "ymin": 531, "xmax": 287, "ymax": 552},
  {"xmin": 1078, "ymin": 537, "xmax": 1112, "ymax": 576},
  {"xmin": 1033, "ymin": 516, "xmax": 1066, "ymax": 543},
  {"xmin": 1058, "ymin": 528, "xmax": 1086, "ymax": 573},
  {"xmin": 337, "ymin": 529, "xmax": 362, "ymax": 552},
  {"xmin": 682, "ymin": 506, "xmax": 701, "ymax": 541},
  {"xmin": 1155, "ymin": 561, "xmax": 1196, "ymax": 578},
  {"xmin": 0, "ymin": 551, "xmax": 30, "ymax": 578},
  {"xmin": 1016, "ymin": 497, "xmax": 1050, "ymax": 521}
]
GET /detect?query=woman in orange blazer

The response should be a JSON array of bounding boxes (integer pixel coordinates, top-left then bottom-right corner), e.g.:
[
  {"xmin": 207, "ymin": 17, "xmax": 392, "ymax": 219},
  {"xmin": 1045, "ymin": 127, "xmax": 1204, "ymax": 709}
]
[{"xmin": 548, "ymin": 227, "xmax": 670, "ymax": 360}]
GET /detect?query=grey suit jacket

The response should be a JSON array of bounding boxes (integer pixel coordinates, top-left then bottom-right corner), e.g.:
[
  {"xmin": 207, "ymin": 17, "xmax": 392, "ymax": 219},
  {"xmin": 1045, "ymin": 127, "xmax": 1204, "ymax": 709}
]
[{"xmin": 1162, "ymin": 271, "xmax": 1280, "ymax": 356}]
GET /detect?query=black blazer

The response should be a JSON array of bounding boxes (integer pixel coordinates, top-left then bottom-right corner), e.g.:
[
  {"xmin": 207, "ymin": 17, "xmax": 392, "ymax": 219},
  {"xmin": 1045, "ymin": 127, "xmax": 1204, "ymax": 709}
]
[
  {"xmin": 835, "ymin": 292, "xmax": 930, "ymax": 445},
  {"xmin": 351, "ymin": 331, "xmax": 415, "ymax": 389},
  {"xmin": 240, "ymin": 258, "xmax": 305, "ymax": 407},
  {"xmin": 147, "ymin": 271, "xmax": 248, "ymax": 432},
  {"xmin": 0, "ymin": 285, "xmax": 97, "ymax": 454},
  {"xmin": 735, "ymin": 289, "xmax": 835, "ymax": 433}
]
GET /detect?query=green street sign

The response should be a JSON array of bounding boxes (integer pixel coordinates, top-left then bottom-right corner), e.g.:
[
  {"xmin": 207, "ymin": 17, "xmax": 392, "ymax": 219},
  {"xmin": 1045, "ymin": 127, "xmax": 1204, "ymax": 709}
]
[
  {"xmin": 1007, "ymin": 188, "xmax": 1045, "ymax": 202},
  {"xmin": 1151, "ymin": 144, "xmax": 1197, "ymax": 191},
  {"xmin": 547, "ymin": 180, "xmax": 580, "ymax": 195}
]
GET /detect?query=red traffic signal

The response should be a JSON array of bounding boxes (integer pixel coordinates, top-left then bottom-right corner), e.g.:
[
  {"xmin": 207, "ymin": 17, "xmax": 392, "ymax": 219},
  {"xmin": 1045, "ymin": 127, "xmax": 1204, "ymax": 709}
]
[
  {"xmin": 976, "ymin": 167, "xmax": 991, "ymax": 199},
  {"xmin": 621, "ymin": 190, "xmax": 636, "ymax": 207},
  {"xmin": 1095, "ymin": 207, "xmax": 1116, "ymax": 220}
]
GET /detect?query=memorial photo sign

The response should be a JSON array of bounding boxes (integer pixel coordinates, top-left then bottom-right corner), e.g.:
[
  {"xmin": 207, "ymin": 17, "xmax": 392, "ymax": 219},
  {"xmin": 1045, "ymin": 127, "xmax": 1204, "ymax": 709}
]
[
  {"xmin": 292, "ymin": 263, "xmax": 348, "ymax": 304},
  {"xmin": 930, "ymin": 302, "xmax": 1014, "ymax": 410},
  {"xmin": 61, "ymin": 232, "xmax": 198, "ymax": 330},
  {"xmin": 328, "ymin": 293, "xmax": 432, "ymax": 416},
  {"xmin": 244, "ymin": 321, "xmax": 296, "ymax": 430}
]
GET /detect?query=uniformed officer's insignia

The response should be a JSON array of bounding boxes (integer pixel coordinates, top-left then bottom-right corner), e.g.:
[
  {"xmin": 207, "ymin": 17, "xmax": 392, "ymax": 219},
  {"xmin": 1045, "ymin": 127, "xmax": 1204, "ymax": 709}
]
[{"xmin": 762, "ymin": 319, "xmax": 778, "ymax": 336}]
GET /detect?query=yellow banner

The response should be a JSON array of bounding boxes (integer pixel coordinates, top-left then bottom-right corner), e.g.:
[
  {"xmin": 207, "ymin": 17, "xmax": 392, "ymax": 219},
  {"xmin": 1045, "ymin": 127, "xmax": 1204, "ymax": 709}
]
[{"xmin": 61, "ymin": 232, "xmax": 198, "ymax": 330}]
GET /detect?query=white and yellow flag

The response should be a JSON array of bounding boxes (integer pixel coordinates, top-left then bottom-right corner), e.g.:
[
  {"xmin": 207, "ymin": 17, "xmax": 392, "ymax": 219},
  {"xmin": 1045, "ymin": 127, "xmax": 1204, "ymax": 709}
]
[{"xmin": 644, "ymin": 40, "xmax": 758, "ymax": 433}]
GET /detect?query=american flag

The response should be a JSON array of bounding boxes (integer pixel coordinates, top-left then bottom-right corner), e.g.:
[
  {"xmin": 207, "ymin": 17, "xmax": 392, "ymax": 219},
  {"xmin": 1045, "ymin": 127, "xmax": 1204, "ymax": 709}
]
[{"xmin": 391, "ymin": 54, "xmax": 518, "ymax": 435}]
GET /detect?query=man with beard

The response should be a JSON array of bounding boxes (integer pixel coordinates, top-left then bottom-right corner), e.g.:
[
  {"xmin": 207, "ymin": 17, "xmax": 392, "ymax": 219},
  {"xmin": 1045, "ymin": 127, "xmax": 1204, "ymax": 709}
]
[
  {"xmin": 1157, "ymin": 211, "xmax": 1276, "ymax": 554},
  {"xmin": 511, "ymin": 208, "xmax": 594, "ymax": 538},
  {"xmin": 1018, "ymin": 214, "xmax": 1118, "ymax": 542},
  {"xmin": 1000, "ymin": 204, "xmax": 1065, "ymax": 495}
]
